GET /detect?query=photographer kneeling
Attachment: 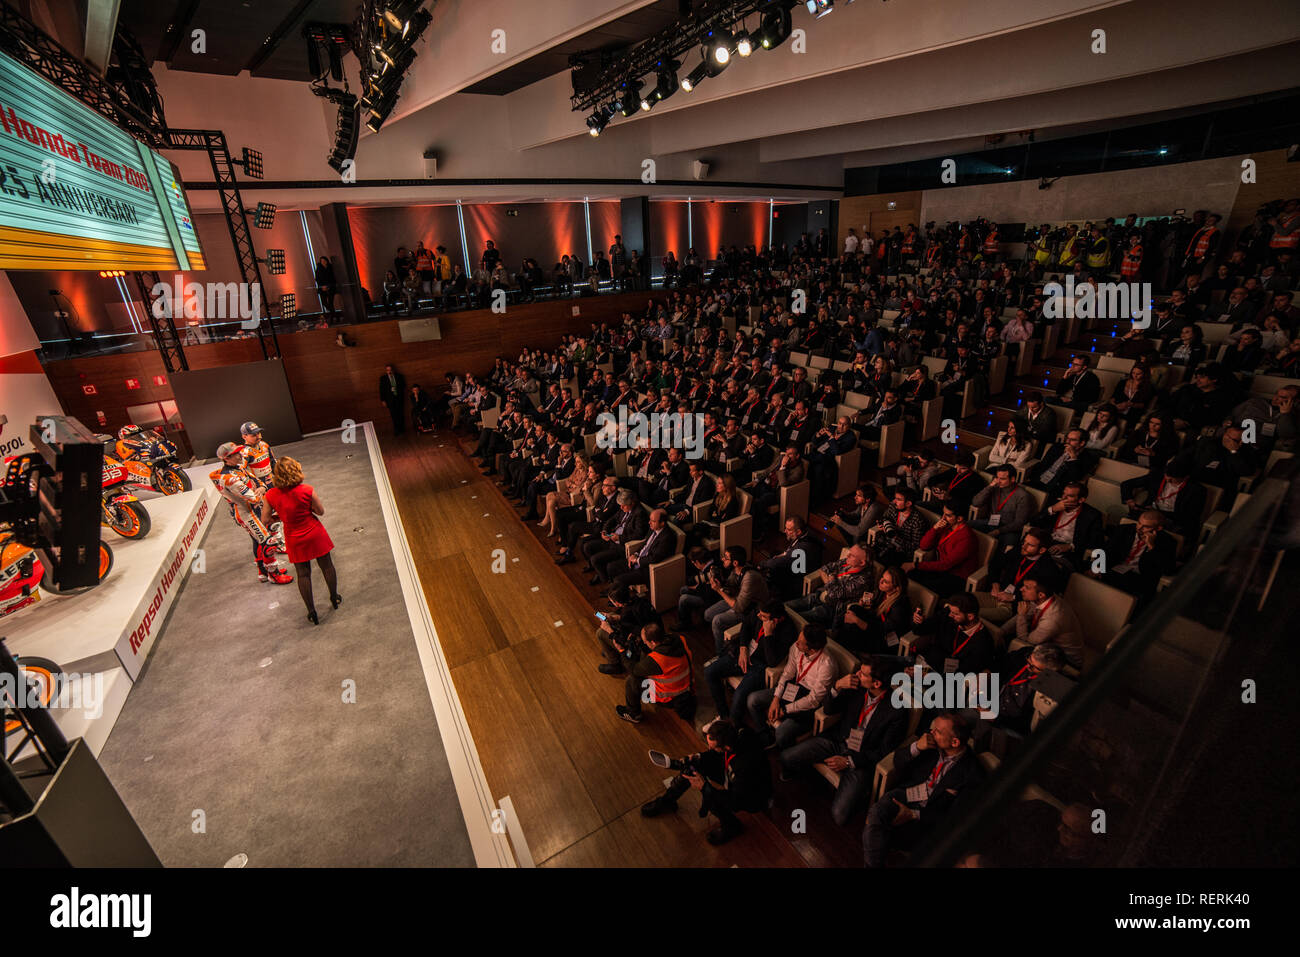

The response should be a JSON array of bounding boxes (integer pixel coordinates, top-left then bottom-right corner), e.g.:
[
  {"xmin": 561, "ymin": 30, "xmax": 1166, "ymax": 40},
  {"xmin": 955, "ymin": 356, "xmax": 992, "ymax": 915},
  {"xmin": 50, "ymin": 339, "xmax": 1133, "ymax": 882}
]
[{"xmin": 641, "ymin": 719, "xmax": 772, "ymax": 845}]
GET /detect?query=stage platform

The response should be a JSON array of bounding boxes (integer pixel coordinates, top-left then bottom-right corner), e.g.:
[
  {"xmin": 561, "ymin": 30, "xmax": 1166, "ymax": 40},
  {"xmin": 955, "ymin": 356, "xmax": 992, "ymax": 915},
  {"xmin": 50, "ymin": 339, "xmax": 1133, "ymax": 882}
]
[{"xmin": 6, "ymin": 486, "xmax": 217, "ymax": 757}]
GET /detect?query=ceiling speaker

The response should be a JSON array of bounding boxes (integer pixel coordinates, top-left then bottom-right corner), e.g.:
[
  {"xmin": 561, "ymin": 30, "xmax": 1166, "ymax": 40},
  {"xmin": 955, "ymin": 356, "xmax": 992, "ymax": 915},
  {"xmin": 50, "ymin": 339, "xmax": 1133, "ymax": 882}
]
[{"xmin": 692, "ymin": 159, "xmax": 710, "ymax": 181}]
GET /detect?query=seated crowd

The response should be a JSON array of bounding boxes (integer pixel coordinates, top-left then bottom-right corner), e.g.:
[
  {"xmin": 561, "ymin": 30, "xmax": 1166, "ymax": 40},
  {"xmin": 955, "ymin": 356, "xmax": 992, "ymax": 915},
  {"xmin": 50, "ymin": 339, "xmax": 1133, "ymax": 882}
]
[{"xmin": 418, "ymin": 202, "xmax": 1297, "ymax": 862}]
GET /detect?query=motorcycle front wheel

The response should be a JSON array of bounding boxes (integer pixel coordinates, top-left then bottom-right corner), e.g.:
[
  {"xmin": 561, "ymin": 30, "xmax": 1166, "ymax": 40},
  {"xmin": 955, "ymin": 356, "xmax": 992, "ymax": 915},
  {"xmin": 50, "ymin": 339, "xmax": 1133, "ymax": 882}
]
[
  {"xmin": 104, "ymin": 500, "xmax": 152, "ymax": 539},
  {"xmin": 155, "ymin": 466, "xmax": 192, "ymax": 495}
]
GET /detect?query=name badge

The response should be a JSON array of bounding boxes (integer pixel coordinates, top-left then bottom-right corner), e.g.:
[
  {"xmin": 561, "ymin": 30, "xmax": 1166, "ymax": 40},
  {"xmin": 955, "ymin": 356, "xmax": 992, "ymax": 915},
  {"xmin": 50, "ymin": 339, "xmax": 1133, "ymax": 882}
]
[
  {"xmin": 789, "ymin": 429, "xmax": 801, "ymax": 441},
  {"xmin": 817, "ymin": 442, "xmax": 831, "ymax": 454},
  {"xmin": 1262, "ymin": 422, "xmax": 1277, "ymax": 436},
  {"xmin": 1137, "ymin": 454, "xmax": 1150, "ymax": 468},
  {"xmin": 742, "ymin": 415, "xmax": 751, "ymax": 426},
  {"xmin": 885, "ymin": 631, "xmax": 899, "ymax": 648},
  {"xmin": 885, "ymin": 476, "xmax": 899, "ymax": 486},
  {"xmin": 943, "ymin": 657, "xmax": 960, "ymax": 674},
  {"xmin": 846, "ymin": 729, "xmax": 865, "ymax": 751},
  {"xmin": 987, "ymin": 514, "xmax": 1001, "ymax": 527},
  {"xmin": 905, "ymin": 783, "xmax": 931, "ymax": 804},
  {"xmin": 781, "ymin": 682, "xmax": 801, "ymax": 703}
]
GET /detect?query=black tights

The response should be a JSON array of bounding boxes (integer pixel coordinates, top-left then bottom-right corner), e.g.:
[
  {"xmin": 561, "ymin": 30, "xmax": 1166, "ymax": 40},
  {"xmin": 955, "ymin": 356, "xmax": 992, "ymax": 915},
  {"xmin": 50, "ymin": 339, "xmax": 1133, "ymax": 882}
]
[{"xmin": 294, "ymin": 552, "xmax": 338, "ymax": 613}]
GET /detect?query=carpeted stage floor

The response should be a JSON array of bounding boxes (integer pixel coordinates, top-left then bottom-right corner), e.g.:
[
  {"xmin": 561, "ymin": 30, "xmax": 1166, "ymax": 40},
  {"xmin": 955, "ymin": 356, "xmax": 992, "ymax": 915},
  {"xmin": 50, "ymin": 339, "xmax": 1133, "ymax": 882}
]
[{"xmin": 97, "ymin": 430, "xmax": 476, "ymax": 867}]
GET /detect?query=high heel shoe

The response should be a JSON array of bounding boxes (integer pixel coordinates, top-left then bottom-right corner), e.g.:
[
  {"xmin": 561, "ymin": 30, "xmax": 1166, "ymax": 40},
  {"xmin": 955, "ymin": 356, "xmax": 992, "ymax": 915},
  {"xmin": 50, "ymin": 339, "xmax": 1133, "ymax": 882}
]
[
  {"xmin": 307, "ymin": 610, "xmax": 319, "ymax": 625},
  {"xmin": 330, "ymin": 593, "xmax": 343, "ymax": 610}
]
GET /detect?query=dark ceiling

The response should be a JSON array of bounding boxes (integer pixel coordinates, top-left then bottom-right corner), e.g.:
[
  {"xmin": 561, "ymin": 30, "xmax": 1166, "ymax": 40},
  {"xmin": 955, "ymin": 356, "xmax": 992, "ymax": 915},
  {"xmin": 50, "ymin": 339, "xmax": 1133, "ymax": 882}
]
[
  {"xmin": 117, "ymin": 0, "xmax": 363, "ymax": 81},
  {"xmin": 116, "ymin": 0, "xmax": 686, "ymax": 93},
  {"xmin": 461, "ymin": 0, "xmax": 685, "ymax": 96}
]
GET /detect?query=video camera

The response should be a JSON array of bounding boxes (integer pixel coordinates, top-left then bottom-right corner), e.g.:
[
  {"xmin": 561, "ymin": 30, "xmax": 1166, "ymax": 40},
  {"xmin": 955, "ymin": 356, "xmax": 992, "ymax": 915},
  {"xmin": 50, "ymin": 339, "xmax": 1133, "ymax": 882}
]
[{"xmin": 648, "ymin": 750, "xmax": 703, "ymax": 776}]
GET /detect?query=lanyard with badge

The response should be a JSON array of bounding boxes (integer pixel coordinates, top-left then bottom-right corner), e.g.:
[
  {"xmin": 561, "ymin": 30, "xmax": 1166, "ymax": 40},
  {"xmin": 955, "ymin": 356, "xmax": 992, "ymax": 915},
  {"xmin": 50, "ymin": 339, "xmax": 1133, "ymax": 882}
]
[
  {"xmin": 945, "ymin": 631, "xmax": 975, "ymax": 673},
  {"xmin": 782, "ymin": 651, "xmax": 823, "ymax": 703},
  {"xmin": 846, "ymin": 693, "xmax": 882, "ymax": 751},
  {"xmin": 988, "ymin": 487, "xmax": 1017, "ymax": 527},
  {"xmin": 906, "ymin": 755, "xmax": 948, "ymax": 804}
]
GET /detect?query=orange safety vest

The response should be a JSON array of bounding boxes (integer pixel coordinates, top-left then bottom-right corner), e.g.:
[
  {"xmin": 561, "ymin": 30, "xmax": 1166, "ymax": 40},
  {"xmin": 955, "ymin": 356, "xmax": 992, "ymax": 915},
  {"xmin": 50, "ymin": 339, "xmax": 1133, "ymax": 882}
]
[
  {"xmin": 926, "ymin": 244, "xmax": 941, "ymax": 266},
  {"xmin": 982, "ymin": 232, "xmax": 999, "ymax": 255},
  {"xmin": 1270, "ymin": 211, "xmax": 1300, "ymax": 250},
  {"xmin": 648, "ymin": 642, "xmax": 692, "ymax": 702},
  {"xmin": 1121, "ymin": 243, "xmax": 1143, "ymax": 280},
  {"xmin": 902, "ymin": 232, "xmax": 916, "ymax": 254}
]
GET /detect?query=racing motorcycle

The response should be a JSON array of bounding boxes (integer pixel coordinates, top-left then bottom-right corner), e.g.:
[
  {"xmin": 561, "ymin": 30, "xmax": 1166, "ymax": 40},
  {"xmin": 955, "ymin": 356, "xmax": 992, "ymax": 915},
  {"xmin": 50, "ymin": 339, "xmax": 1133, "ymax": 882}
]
[
  {"xmin": 0, "ymin": 527, "xmax": 114, "ymax": 621},
  {"xmin": 101, "ymin": 457, "xmax": 152, "ymax": 539},
  {"xmin": 2, "ymin": 654, "xmax": 64, "ymax": 755},
  {"xmin": 103, "ymin": 425, "xmax": 192, "ymax": 495}
]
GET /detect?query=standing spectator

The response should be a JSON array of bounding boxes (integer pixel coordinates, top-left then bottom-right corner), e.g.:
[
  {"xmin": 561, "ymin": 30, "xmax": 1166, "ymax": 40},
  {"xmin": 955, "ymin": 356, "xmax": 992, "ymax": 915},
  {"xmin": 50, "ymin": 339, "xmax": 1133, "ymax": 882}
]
[
  {"xmin": 315, "ymin": 255, "xmax": 339, "ymax": 317},
  {"xmin": 379, "ymin": 363, "xmax": 406, "ymax": 435},
  {"xmin": 260, "ymin": 456, "xmax": 340, "ymax": 626}
]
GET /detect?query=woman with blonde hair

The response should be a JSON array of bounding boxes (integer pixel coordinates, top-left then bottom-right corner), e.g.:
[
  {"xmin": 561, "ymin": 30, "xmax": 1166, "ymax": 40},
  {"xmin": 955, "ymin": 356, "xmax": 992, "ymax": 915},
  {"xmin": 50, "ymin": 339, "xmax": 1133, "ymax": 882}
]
[
  {"xmin": 261, "ymin": 456, "xmax": 339, "ymax": 625},
  {"xmin": 539, "ymin": 453, "xmax": 590, "ymax": 537}
]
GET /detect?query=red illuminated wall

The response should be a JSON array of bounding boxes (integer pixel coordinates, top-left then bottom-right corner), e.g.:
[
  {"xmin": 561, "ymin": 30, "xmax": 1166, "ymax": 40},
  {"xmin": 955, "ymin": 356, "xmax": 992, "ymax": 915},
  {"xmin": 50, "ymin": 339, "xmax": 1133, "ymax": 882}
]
[
  {"xmin": 588, "ymin": 201, "xmax": 622, "ymax": 261},
  {"xmin": 649, "ymin": 201, "xmax": 689, "ymax": 273},
  {"xmin": 693, "ymin": 201, "xmax": 769, "ymax": 257}
]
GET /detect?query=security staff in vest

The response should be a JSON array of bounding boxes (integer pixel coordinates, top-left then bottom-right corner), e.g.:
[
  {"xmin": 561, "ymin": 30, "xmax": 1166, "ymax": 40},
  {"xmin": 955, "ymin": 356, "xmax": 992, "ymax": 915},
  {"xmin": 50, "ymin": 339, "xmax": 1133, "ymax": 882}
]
[
  {"xmin": 640, "ymin": 719, "xmax": 772, "ymax": 845},
  {"xmin": 1085, "ymin": 225, "xmax": 1111, "ymax": 278},
  {"xmin": 616, "ymin": 623, "xmax": 696, "ymax": 725}
]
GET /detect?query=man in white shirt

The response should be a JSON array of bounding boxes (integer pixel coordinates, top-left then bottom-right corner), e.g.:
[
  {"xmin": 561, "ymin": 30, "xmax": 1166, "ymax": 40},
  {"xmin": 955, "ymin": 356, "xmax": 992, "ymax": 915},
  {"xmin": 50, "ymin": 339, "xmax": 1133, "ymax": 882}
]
[
  {"xmin": 998, "ymin": 573, "xmax": 1085, "ymax": 670},
  {"xmin": 745, "ymin": 624, "xmax": 836, "ymax": 750},
  {"xmin": 844, "ymin": 228, "xmax": 860, "ymax": 255}
]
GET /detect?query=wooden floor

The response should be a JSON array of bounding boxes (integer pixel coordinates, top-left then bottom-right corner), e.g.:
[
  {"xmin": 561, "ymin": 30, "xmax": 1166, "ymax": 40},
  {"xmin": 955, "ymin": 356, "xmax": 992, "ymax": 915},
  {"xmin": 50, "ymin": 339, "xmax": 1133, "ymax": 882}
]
[{"xmin": 382, "ymin": 429, "xmax": 840, "ymax": 866}]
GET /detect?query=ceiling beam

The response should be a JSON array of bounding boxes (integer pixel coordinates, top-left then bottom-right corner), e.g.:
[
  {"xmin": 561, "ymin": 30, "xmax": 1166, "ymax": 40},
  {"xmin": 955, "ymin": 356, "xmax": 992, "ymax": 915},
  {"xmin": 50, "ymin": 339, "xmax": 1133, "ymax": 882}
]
[{"xmin": 83, "ymin": 0, "xmax": 121, "ymax": 72}]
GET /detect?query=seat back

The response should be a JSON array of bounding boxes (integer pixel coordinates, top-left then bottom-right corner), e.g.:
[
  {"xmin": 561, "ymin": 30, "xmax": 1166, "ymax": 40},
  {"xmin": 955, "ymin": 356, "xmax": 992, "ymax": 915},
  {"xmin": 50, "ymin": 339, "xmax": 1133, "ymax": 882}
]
[
  {"xmin": 1097, "ymin": 355, "xmax": 1136, "ymax": 374},
  {"xmin": 1092, "ymin": 457, "xmax": 1146, "ymax": 485},
  {"xmin": 876, "ymin": 419, "xmax": 906, "ymax": 468},
  {"xmin": 780, "ymin": 477, "xmax": 811, "ymax": 525},
  {"xmin": 1063, "ymin": 574, "xmax": 1137, "ymax": 668},
  {"xmin": 907, "ymin": 578, "xmax": 940, "ymax": 618},
  {"xmin": 834, "ymin": 445, "xmax": 863, "ymax": 500}
]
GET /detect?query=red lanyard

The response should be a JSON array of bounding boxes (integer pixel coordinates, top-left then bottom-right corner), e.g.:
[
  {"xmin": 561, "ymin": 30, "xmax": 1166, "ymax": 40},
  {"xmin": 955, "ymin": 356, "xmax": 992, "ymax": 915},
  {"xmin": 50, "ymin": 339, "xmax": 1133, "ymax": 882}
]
[
  {"xmin": 927, "ymin": 756, "xmax": 948, "ymax": 788},
  {"xmin": 939, "ymin": 525, "xmax": 964, "ymax": 548},
  {"xmin": 995, "ymin": 487, "xmax": 1018, "ymax": 512},
  {"xmin": 796, "ymin": 651, "xmax": 823, "ymax": 684},
  {"xmin": 857, "ymin": 693, "xmax": 882, "ymax": 727},
  {"xmin": 723, "ymin": 749, "xmax": 736, "ymax": 773},
  {"xmin": 948, "ymin": 471, "xmax": 972, "ymax": 491},
  {"xmin": 837, "ymin": 566, "xmax": 864, "ymax": 579},
  {"xmin": 1054, "ymin": 508, "xmax": 1080, "ymax": 534},
  {"xmin": 952, "ymin": 630, "xmax": 976, "ymax": 657},
  {"xmin": 1031, "ymin": 598, "xmax": 1054, "ymax": 630},
  {"xmin": 1008, "ymin": 663, "xmax": 1037, "ymax": 687},
  {"xmin": 1013, "ymin": 557, "xmax": 1037, "ymax": 584}
]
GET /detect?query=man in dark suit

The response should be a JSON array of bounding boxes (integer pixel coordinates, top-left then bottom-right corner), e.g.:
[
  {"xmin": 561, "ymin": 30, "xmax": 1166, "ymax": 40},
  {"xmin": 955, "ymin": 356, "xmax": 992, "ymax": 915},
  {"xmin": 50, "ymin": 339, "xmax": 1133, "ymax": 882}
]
[
  {"xmin": 606, "ymin": 509, "xmax": 677, "ymax": 590},
  {"xmin": 1119, "ymin": 457, "xmax": 1207, "ymax": 541},
  {"xmin": 1026, "ymin": 429, "xmax": 1097, "ymax": 497},
  {"xmin": 1099, "ymin": 509, "xmax": 1177, "ymax": 607},
  {"xmin": 761, "ymin": 515, "xmax": 823, "ymax": 601},
  {"xmin": 779, "ymin": 655, "xmax": 908, "ymax": 827},
  {"xmin": 909, "ymin": 592, "xmax": 997, "ymax": 674},
  {"xmin": 1051, "ymin": 354, "xmax": 1102, "ymax": 413},
  {"xmin": 862, "ymin": 711, "xmax": 984, "ymax": 867},
  {"xmin": 583, "ymin": 492, "xmax": 648, "ymax": 582},
  {"xmin": 379, "ymin": 364, "xmax": 406, "ymax": 435},
  {"xmin": 637, "ymin": 446, "xmax": 690, "ymax": 506},
  {"xmin": 1016, "ymin": 392, "xmax": 1058, "ymax": 449},
  {"xmin": 1031, "ymin": 481, "xmax": 1106, "ymax": 571},
  {"xmin": 858, "ymin": 388, "xmax": 904, "ymax": 442}
]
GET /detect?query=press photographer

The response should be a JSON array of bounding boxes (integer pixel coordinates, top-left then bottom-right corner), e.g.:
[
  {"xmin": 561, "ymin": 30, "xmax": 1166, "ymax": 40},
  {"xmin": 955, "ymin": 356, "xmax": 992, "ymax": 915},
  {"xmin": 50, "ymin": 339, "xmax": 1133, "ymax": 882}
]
[{"xmin": 640, "ymin": 718, "xmax": 771, "ymax": 845}]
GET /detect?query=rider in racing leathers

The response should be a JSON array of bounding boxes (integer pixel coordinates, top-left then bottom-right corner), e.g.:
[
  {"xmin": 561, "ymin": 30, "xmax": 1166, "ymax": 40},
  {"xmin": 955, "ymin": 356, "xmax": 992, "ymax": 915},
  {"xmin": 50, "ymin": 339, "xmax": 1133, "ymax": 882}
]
[
  {"xmin": 239, "ymin": 421, "xmax": 275, "ymax": 491},
  {"xmin": 210, "ymin": 441, "xmax": 292, "ymax": 584}
]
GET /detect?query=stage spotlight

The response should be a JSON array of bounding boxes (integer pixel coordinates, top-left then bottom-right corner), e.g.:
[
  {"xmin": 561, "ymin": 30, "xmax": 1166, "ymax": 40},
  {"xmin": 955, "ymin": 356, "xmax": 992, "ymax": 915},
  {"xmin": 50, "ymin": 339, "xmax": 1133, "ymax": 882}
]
[
  {"xmin": 617, "ymin": 78, "xmax": 643, "ymax": 117},
  {"xmin": 587, "ymin": 114, "xmax": 606, "ymax": 136},
  {"xmin": 253, "ymin": 202, "xmax": 277, "ymax": 229},
  {"xmin": 382, "ymin": 0, "xmax": 426, "ymax": 35},
  {"xmin": 681, "ymin": 60, "xmax": 709, "ymax": 91},
  {"xmin": 239, "ymin": 146, "xmax": 263, "ymax": 179},
  {"xmin": 652, "ymin": 63, "xmax": 679, "ymax": 103},
  {"xmin": 280, "ymin": 293, "xmax": 297, "ymax": 321},
  {"xmin": 736, "ymin": 32, "xmax": 753, "ymax": 57},
  {"xmin": 264, "ymin": 249, "xmax": 286, "ymax": 275},
  {"xmin": 705, "ymin": 27, "xmax": 733, "ymax": 65},
  {"xmin": 759, "ymin": 4, "xmax": 794, "ymax": 48}
]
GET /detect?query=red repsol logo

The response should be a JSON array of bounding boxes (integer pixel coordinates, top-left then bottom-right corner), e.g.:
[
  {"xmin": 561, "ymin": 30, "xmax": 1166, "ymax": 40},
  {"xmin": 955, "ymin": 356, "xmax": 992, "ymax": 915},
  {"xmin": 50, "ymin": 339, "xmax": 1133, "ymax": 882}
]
[{"xmin": 125, "ymin": 500, "xmax": 210, "ymax": 655}]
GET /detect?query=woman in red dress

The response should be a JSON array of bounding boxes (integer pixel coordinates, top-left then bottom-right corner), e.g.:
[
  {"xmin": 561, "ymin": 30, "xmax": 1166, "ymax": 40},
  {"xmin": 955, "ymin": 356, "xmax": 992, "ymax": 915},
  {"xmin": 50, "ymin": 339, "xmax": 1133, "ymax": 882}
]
[{"xmin": 261, "ymin": 456, "xmax": 339, "ymax": 625}]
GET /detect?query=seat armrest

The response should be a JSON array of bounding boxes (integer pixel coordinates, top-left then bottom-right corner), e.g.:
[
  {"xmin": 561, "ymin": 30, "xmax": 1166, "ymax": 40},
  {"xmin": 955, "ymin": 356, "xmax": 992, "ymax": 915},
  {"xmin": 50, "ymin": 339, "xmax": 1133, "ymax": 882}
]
[{"xmin": 966, "ymin": 564, "xmax": 990, "ymax": 592}]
